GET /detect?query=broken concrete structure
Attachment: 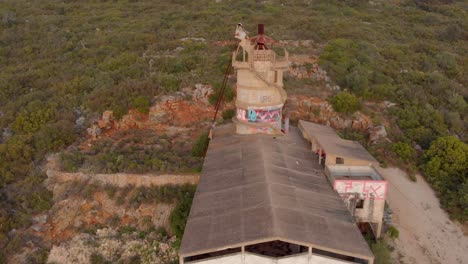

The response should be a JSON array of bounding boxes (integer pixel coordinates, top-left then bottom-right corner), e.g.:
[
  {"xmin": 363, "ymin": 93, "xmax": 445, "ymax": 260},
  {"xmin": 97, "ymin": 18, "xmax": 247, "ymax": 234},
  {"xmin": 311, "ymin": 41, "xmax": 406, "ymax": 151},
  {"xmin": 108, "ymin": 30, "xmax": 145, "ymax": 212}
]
[
  {"xmin": 299, "ymin": 120, "xmax": 386, "ymax": 238},
  {"xmin": 298, "ymin": 120, "xmax": 378, "ymax": 166},
  {"xmin": 232, "ymin": 24, "xmax": 289, "ymax": 135},
  {"xmin": 325, "ymin": 165, "xmax": 386, "ymax": 238}
]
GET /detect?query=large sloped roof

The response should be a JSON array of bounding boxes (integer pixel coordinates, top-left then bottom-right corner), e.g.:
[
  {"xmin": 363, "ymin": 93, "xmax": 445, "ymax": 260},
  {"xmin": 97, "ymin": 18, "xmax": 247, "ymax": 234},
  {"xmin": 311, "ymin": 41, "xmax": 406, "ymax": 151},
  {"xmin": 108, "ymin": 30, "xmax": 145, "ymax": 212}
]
[{"xmin": 179, "ymin": 125, "xmax": 373, "ymax": 260}]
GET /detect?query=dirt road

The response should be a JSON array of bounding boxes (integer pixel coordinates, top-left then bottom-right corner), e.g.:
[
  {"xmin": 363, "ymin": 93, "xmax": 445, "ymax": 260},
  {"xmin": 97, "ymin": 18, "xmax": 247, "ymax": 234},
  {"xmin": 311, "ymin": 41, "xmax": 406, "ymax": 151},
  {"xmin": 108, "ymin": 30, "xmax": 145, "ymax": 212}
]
[{"xmin": 377, "ymin": 167, "xmax": 467, "ymax": 264}]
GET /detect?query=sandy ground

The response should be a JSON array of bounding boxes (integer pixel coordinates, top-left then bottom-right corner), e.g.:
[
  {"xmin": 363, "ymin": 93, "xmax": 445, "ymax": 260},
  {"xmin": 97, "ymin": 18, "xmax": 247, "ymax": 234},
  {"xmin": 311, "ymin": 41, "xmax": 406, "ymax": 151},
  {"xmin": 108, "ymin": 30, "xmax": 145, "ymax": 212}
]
[{"xmin": 377, "ymin": 167, "xmax": 468, "ymax": 264}]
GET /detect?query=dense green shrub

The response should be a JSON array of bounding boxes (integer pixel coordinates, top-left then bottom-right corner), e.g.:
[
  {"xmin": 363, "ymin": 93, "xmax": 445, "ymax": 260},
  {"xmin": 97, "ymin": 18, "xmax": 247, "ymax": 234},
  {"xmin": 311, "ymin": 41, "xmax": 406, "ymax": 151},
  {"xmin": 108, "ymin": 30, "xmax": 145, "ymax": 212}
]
[
  {"xmin": 371, "ymin": 240, "xmax": 392, "ymax": 264},
  {"xmin": 170, "ymin": 189, "xmax": 195, "ymax": 243},
  {"xmin": 208, "ymin": 84, "xmax": 235, "ymax": 105},
  {"xmin": 191, "ymin": 132, "xmax": 210, "ymax": 157},
  {"xmin": 423, "ymin": 136, "xmax": 468, "ymax": 220},
  {"xmin": 391, "ymin": 142, "xmax": 415, "ymax": 162},
  {"xmin": 132, "ymin": 96, "xmax": 151, "ymax": 114},
  {"xmin": 385, "ymin": 226, "xmax": 400, "ymax": 239},
  {"xmin": 330, "ymin": 92, "xmax": 361, "ymax": 114},
  {"xmin": 222, "ymin": 109, "xmax": 235, "ymax": 121}
]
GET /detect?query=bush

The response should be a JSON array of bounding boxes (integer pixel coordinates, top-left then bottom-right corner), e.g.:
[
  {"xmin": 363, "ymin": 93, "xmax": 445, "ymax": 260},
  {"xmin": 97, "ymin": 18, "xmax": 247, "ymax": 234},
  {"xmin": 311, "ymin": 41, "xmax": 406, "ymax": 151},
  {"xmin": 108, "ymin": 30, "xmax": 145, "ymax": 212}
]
[
  {"xmin": 330, "ymin": 92, "xmax": 361, "ymax": 114},
  {"xmin": 385, "ymin": 226, "xmax": 399, "ymax": 239},
  {"xmin": 423, "ymin": 136, "xmax": 468, "ymax": 220},
  {"xmin": 208, "ymin": 84, "xmax": 235, "ymax": 105},
  {"xmin": 391, "ymin": 142, "xmax": 415, "ymax": 162},
  {"xmin": 371, "ymin": 239, "xmax": 392, "ymax": 264},
  {"xmin": 132, "ymin": 96, "xmax": 151, "ymax": 114},
  {"xmin": 191, "ymin": 132, "xmax": 209, "ymax": 157},
  {"xmin": 170, "ymin": 191, "xmax": 194, "ymax": 241},
  {"xmin": 222, "ymin": 109, "xmax": 235, "ymax": 121}
]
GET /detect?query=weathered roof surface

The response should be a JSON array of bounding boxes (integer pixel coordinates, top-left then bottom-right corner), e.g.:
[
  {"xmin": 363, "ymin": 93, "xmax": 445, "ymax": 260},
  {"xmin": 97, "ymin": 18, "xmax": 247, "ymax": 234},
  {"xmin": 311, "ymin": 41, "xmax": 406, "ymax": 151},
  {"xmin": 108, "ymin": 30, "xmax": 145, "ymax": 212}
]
[
  {"xmin": 180, "ymin": 125, "xmax": 373, "ymax": 259},
  {"xmin": 298, "ymin": 120, "xmax": 339, "ymax": 139},
  {"xmin": 299, "ymin": 120, "xmax": 378, "ymax": 165}
]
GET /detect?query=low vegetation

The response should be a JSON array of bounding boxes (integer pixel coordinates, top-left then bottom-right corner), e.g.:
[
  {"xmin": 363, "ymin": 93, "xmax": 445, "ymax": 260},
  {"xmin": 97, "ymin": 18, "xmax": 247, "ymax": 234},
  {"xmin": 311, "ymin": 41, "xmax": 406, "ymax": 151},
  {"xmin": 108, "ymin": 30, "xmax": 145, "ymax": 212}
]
[
  {"xmin": 330, "ymin": 91, "xmax": 361, "ymax": 114},
  {"xmin": 60, "ymin": 130, "xmax": 203, "ymax": 174}
]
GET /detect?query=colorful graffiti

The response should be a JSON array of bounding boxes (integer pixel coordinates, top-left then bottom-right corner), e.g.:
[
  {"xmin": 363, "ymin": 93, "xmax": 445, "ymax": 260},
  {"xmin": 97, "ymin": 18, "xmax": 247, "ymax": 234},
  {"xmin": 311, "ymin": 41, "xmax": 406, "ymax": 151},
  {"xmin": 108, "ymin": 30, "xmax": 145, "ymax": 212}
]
[
  {"xmin": 333, "ymin": 180, "xmax": 387, "ymax": 200},
  {"xmin": 248, "ymin": 126, "xmax": 274, "ymax": 134},
  {"xmin": 237, "ymin": 108, "xmax": 281, "ymax": 123}
]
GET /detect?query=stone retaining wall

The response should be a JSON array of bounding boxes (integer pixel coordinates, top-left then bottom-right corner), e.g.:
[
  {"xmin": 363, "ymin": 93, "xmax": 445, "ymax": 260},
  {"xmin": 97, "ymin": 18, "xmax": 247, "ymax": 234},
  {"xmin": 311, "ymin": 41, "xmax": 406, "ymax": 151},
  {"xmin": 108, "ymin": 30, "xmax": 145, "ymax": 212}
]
[{"xmin": 46, "ymin": 167, "xmax": 199, "ymax": 188}]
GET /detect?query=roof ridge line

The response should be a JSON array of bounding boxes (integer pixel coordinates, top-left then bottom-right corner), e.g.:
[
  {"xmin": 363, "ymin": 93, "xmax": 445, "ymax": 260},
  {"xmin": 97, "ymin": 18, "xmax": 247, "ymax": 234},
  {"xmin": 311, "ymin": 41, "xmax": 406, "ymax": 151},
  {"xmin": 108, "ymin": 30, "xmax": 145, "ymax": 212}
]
[{"xmin": 260, "ymin": 138, "xmax": 278, "ymax": 237}]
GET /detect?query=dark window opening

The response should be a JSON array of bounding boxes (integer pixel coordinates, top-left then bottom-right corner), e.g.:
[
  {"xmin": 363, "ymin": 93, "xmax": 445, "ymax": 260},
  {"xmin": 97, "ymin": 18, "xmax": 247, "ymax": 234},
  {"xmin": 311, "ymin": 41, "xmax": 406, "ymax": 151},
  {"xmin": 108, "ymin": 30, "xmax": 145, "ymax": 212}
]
[
  {"xmin": 185, "ymin": 247, "xmax": 241, "ymax": 262},
  {"xmin": 245, "ymin": 240, "xmax": 308, "ymax": 258},
  {"xmin": 312, "ymin": 248, "xmax": 368, "ymax": 263},
  {"xmin": 356, "ymin": 199, "xmax": 365, "ymax": 209},
  {"xmin": 336, "ymin": 157, "xmax": 344, "ymax": 164},
  {"xmin": 357, "ymin": 222, "xmax": 376, "ymax": 240}
]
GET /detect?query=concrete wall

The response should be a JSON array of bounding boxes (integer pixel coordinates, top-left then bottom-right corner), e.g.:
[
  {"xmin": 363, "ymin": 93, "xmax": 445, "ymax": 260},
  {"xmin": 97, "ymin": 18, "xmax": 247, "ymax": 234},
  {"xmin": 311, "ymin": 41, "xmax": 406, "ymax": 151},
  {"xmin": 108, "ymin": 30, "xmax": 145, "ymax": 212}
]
[
  {"xmin": 324, "ymin": 154, "xmax": 374, "ymax": 167},
  {"xmin": 325, "ymin": 165, "xmax": 383, "ymax": 181},
  {"xmin": 185, "ymin": 252, "xmax": 361, "ymax": 264},
  {"xmin": 325, "ymin": 165, "xmax": 386, "ymax": 238},
  {"xmin": 46, "ymin": 168, "xmax": 200, "ymax": 188}
]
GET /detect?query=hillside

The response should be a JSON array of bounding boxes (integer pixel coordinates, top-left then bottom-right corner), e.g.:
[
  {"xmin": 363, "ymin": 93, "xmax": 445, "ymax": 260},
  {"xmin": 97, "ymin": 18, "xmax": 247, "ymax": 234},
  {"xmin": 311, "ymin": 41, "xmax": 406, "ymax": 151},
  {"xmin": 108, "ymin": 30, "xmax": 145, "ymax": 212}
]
[{"xmin": 0, "ymin": 0, "xmax": 467, "ymax": 263}]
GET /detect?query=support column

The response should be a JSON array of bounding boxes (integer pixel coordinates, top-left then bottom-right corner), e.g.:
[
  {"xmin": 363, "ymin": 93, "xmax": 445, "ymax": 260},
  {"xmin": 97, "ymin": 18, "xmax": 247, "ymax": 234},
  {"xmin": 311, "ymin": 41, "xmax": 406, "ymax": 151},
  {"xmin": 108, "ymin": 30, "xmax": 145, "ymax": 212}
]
[
  {"xmin": 179, "ymin": 256, "xmax": 184, "ymax": 264},
  {"xmin": 376, "ymin": 222, "xmax": 383, "ymax": 239},
  {"xmin": 318, "ymin": 149, "xmax": 322, "ymax": 165},
  {"xmin": 242, "ymin": 246, "xmax": 245, "ymax": 264},
  {"xmin": 308, "ymin": 247, "xmax": 312, "ymax": 264}
]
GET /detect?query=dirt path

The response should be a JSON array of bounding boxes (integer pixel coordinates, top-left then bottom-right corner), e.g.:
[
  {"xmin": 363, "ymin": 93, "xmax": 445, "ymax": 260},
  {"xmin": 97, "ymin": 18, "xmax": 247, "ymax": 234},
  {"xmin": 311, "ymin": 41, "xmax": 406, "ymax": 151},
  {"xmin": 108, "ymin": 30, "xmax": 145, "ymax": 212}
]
[{"xmin": 377, "ymin": 167, "xmax": 467, "ymax": 264}]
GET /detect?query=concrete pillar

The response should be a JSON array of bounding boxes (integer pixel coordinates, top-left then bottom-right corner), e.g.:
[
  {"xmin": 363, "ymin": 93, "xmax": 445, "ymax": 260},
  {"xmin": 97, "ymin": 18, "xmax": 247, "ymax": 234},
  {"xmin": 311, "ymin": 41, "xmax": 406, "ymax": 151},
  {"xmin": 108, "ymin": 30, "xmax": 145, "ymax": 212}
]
[
  {"xmin": 308, "ymin": 247, "xmax": 312, "ymax": 264},
  {"xmin": 284, "ymin": 117, "xmax": 290, "ymax": 134},
  {"xmin": 242, "ymin": 246, "xmax": 245, "ymax": 264},
  {"xmin": 179, "ymin": 256, "xmax": 184, "ymax": 264},
  {"xmin": 318, "ymin": 149, "xmax": 322, "ymax": 165},
  {"xmin": 376, "ymin": 222, "xmax": 383, "ymax": 239}
]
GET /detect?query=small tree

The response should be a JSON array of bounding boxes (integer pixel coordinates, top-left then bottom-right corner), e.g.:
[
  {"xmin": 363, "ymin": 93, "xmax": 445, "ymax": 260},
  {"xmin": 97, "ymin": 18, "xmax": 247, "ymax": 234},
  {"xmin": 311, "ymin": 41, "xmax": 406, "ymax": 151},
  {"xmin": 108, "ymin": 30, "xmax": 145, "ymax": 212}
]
[
  {"xmin": 391, "ymin": 142, "xmax": 415, "ymax": 162},
  {"xmin": 132, "ymin": 96, "xmax": 151, "ymax": 114},
  {"xmin": 191, "ymin": 133, "xmax": 209, "ymax": 157},
  {"xmin": 330, "ymin": 92, "xmax": 361, "ymax": 114},
  {"xmin": 222, "ymin": 109, "xmax": 235, "ymax": 121}
]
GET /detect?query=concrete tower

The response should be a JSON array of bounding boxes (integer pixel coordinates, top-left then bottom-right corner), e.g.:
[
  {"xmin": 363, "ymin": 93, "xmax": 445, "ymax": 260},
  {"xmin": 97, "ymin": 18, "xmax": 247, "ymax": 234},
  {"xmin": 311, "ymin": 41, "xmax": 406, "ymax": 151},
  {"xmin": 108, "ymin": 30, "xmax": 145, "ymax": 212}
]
[{"xmin": 232, "ymin": 24, "xmax": 290, "ymax": 135}]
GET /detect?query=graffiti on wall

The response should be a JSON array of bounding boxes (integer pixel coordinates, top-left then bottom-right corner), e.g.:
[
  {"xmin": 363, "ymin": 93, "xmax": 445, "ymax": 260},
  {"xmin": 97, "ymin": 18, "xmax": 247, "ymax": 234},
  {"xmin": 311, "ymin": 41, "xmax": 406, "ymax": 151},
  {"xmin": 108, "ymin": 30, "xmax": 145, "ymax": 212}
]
[
  {"xmin": 259, "ymin": 95, "xmax": 272, "ymax": 103},
  {"xmin": 237, "ymin": 108, "xmax": 281, "ymax": 123},
  {"xmin": 249, "ymin": 126, "xmax": 274, "ymax": 134},
  {"xmin": 334, "ymin": 180, "xmax": 387, "ymax": 200}
]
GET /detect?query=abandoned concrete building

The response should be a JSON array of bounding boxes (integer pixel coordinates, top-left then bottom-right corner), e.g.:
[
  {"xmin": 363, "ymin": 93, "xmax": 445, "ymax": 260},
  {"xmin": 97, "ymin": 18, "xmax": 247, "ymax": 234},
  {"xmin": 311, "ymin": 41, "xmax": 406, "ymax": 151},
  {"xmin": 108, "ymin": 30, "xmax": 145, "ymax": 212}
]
[
  {"xmin": 179, "ymin": 24, "xmax": 386, "ymax": 264},
  {"xmin": 299, "ymin": 120, "xmax": 387, "ymax": 238}
]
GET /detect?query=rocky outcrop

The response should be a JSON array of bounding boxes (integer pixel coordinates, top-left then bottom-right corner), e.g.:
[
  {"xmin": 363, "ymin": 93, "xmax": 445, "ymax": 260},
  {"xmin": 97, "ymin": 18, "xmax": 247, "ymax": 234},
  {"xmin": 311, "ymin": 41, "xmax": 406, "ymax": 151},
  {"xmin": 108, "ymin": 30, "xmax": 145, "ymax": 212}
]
[
  {"xmin": 368, "ymin": 125, "xmax": 388, "ymax": 143},
  {"xmin": 287, "ymin": 95, "xmax": 373, "ymax": 131},
  {"xmin": 47, "ymin": 228, "xmax": 178, "ymax": 264},
  {"xmin": 149, "ymin": 85, "xmax": 215, "ymax": 127}
]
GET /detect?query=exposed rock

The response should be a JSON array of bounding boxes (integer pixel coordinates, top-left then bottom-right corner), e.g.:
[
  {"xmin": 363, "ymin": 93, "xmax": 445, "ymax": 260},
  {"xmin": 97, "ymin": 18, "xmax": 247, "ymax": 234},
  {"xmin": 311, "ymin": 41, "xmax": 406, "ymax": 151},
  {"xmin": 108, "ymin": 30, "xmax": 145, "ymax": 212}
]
[
  {"xmin": 383, "ymin": 100, "xmax": 397, "ymax": 108},
  {"xmin": 75, "ymin": 116, "xmax": 86, "ymax": 127},
  {"xmin": 287, "ymin": 95, "xmax": 373, "ymax": 131},
  {"xmin": 368, "ymin": 125, "xmax": 388, "ymax": 143},
  {"xmin": 192, "ymin": 84, "xmax": 214, "ymax": 104},
  {"xmin": 86, "ymin": 123, "xmax": 101, "ymax": 139},
  {"xmin": 97, "ymin": 110, "xmax": 114, "ymax": 129},
  {"xmin": 180, "ymin": 37, "xmax": 206, "ymax": 42},
  {"xmin": 32, "ymin": 214, "xmax": 48, "ymax": 225}
]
